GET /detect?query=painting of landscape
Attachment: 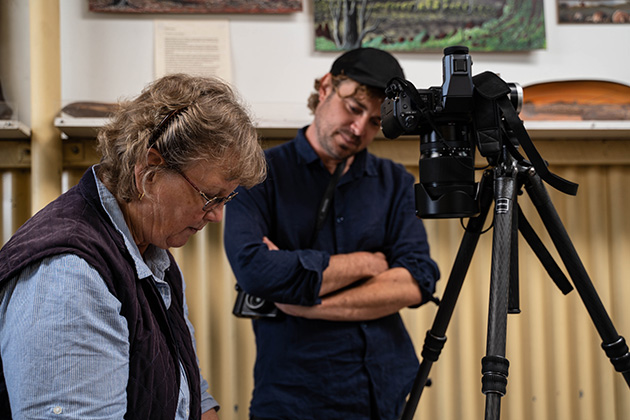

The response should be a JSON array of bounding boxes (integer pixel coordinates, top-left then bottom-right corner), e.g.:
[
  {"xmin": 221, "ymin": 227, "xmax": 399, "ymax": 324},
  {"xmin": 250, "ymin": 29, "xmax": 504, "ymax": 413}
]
[
  {"xmin": 89, "ymin": 0, "xmax": 302, "ymax": 14},
  {"xmin": 557, "ymin": 0, "xmax": 630, "ymax": 23},
  {"xmin": 314, "ymin": 0, "xmax": 546, "ymax": 52}
]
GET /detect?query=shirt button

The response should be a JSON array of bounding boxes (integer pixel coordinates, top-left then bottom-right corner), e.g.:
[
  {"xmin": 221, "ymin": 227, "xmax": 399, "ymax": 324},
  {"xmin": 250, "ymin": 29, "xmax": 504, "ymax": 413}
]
[
  {"xmin": 53, "ymin": 406, "xmax": 63, "ymax": 415},
  {"xmin": 336, "ymin": 216, "xmax": 344, "ymax": 223}
]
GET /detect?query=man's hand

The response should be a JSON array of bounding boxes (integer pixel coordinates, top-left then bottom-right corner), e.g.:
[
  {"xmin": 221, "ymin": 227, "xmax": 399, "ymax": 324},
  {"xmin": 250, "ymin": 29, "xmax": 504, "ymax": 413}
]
[{"xmin": 262, "ymin": 236, "xmax": 278, "ymax": 251}]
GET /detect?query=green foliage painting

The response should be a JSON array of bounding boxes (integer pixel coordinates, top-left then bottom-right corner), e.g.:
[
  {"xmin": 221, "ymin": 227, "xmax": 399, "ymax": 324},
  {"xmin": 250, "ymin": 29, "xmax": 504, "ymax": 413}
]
[{"xmin": 314, "ymin": 0, "xmax": 547, "ymax": 52}]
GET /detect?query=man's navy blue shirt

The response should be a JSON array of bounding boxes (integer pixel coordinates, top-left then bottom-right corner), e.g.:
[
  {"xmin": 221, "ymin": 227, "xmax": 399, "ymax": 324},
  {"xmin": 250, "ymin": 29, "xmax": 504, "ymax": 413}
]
[{"xmin": 224, "ymin": 128, "xmax": 439, "ymax": 420}]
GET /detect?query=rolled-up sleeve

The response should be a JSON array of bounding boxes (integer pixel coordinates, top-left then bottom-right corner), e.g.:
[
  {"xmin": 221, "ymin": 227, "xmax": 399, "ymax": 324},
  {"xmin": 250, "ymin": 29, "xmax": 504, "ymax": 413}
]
[{"xmin": 386, "ymin": 170, "xmax": 440, "ymax": 302}]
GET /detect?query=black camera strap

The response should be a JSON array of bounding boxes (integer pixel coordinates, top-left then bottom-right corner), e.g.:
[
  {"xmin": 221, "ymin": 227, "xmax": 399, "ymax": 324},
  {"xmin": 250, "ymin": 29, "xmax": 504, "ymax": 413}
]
[
  {"xmin": 312, "ymin": 160, "xmax": 347, "ymax": 244},
  {"xmin": 473, "ymin": 71, "xmax": 578, "ymax": 196},
  {"xmin": 499, "ymin": 95, "xmax": 578, "ymax": 196}
]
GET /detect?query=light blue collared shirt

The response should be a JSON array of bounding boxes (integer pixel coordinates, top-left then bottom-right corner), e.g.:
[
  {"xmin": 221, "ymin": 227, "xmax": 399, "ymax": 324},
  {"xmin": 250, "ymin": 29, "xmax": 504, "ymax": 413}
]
[{"xmin": 0, "ymin": 168, "xmax": 217, "ymax": 419}]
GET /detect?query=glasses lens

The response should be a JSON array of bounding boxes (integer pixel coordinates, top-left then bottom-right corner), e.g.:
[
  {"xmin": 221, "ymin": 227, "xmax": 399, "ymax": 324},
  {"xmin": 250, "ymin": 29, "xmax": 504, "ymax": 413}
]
[{"xmin": 202, "ymin": 191, "xmax": 238, "ymax": 212}]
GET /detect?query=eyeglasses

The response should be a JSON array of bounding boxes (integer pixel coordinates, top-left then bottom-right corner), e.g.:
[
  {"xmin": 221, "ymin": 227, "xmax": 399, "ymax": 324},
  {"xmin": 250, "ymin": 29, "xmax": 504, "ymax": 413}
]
[{"xmin": 178, "ymin": 171, "xmax": 238, "ymax": 212}]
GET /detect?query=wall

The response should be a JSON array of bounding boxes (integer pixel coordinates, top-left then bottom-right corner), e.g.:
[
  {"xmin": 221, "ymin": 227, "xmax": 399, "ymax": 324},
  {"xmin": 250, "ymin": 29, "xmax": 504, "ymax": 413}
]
[
  {"xmin": 58, "ymin": 0, "xmax": 630, "ymax": 129},
  {"xmin": 0, "ymin": 0, "xmax": 30, "ymax": 124}
]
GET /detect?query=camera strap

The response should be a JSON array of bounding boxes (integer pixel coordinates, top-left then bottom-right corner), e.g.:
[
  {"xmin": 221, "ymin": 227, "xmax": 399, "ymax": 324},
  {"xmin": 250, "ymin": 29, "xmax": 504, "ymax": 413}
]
[
  {"xmin": 473, "ymin": 71, "xmax": 578, "ymax": 196},
  {"xmin": 312, "ymin": 160, "xmax": 347, "ymax": 243}
]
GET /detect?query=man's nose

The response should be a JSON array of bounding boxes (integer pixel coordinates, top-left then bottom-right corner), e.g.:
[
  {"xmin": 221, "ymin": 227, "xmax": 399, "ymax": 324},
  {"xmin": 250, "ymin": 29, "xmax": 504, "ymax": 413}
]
[{"xmin": 350, "ymin": 113, "xmax": 370, "ymax": 137}]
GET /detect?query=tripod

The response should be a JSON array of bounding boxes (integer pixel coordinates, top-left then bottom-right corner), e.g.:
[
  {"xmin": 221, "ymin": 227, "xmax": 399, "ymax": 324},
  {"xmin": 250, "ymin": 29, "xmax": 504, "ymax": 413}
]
[{"xmin": 400, "ymin": 148, "xmax": 630, "ymax": 420}]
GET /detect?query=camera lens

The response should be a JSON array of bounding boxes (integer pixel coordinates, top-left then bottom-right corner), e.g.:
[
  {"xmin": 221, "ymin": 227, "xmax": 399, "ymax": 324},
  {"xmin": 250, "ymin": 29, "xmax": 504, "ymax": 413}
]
[
  {"xmin": 246, "ymin": 295, "xmax": 266, "ymax": 310},
  {"xmin": 416, "ymin": 123, "xmax": 479, "ymax": 218}
]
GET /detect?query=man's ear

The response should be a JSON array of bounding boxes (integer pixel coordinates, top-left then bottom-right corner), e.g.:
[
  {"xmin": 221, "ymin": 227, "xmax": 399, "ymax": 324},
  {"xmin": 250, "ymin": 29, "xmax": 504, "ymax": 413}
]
[{"xmin": 319, "ymin": 73, "xmax": 334, "ymax": 102}]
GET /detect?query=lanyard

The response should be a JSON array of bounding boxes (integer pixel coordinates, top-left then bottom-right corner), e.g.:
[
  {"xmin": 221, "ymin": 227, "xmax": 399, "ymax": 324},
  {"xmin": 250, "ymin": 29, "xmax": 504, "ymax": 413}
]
[{"xmin": 313, "ymin": 160, "xmax": 346, "ymax": 242}]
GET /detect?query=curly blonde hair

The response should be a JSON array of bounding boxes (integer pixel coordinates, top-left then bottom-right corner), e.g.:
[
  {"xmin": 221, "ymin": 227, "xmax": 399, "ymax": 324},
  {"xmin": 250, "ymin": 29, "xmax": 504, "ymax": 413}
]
[
  {"xmin": 96, "ymin": 74, "xmax": 266, "ymax": 202},
  {"xmin": 307, "ymin": 74, "xmax": 385, "ymax": 114}
]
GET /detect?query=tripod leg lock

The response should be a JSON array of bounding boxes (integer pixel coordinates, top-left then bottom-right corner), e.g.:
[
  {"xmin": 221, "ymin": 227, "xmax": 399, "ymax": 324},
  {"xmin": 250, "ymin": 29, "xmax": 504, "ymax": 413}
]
[
  {"xmin": 601, "ymin": 336, "xmax": 630, "ymax": 374},
  {"xmin": 420, "ymin": 331, "xmax": 447, "ymax": 362},
  {"xmin": 481, "ymin": 355, "xmax": 510, "ymax": 396}
]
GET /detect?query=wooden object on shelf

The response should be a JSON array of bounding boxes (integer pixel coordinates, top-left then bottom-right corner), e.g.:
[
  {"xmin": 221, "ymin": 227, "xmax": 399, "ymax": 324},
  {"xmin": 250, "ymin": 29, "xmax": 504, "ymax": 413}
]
[
  {"xmin": 0, "ymin": 79, "xmax": 14, "ymax": 120},
  {"xmin": 61, "ymin": 101, "xmax": 118, "ymax": 118},
  {"xmin": 521, "ymin": 80, "xmax": 630, "ymax": 121}
]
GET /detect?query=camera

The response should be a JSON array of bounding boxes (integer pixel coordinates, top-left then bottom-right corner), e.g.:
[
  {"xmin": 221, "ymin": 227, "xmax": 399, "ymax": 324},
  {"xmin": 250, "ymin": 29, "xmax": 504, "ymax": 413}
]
[
  {"xmin": 381, "ymin": 46, "xmax": 522, "ymax": 219},
  {"xmin": 232, "ymin": 284, "xmax": 279, "ymax": 319}
]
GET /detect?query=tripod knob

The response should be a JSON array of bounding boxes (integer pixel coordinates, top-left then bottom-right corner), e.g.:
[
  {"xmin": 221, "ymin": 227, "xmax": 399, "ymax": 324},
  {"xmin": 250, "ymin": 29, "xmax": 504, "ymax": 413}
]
[{"xmin": 481, "ymin": 355, "xmax": 510, "ymax": 396}]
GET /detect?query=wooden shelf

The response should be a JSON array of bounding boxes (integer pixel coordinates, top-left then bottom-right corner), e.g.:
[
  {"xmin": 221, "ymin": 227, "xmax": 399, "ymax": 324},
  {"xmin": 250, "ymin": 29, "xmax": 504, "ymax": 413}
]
[
  {"xmin": 54, "ymin": 116, "xmax": 107, "ymax": 138},
  {"xmin": 54, "ymin": 115, "xmax": 630, "ymax": 141},
  {"xmin": 523, "ymin": 120, "xmax": 630, "ymax": 139},
  {"xmin": 0, "ymin": 120, "xmax": 31, "ymax": 139}
]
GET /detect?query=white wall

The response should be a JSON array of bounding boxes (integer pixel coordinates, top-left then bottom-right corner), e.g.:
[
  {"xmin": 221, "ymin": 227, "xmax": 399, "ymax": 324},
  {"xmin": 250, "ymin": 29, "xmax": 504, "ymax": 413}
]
[
  {"xmin": 59, "ymin": 0, "xmax": 630, "ymax": 127},
  {"xmin": 0, "ymin": 0, "xmax": 31, "ymax": 124}
]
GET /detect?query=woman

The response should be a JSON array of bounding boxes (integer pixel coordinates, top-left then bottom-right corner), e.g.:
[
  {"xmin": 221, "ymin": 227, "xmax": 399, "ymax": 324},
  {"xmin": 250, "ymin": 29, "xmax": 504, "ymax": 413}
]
[{"xmin": 0, "ymin": 74, "xmax": 266, "ymax": 419}]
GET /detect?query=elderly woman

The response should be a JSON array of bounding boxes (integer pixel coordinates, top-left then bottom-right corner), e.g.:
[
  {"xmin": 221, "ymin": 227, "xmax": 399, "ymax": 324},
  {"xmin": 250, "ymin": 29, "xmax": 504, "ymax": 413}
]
[{"xmin": 0, "ymin": 74, "xmax": 266, "ymax": 419}]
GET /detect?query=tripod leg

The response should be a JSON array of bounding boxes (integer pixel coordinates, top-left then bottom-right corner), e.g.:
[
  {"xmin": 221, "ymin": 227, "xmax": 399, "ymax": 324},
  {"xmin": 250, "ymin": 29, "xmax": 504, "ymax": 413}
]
[
  {"xmin": 524, "ymin": 168, "xmax": 630, "ymax": 386},
  {"xmin": 399, "ymin": 171, "xmax": 495, "ymax": 420},
  {"xmin": 483, "ymin": 166, "xmax": 518, "ymax": 420}
]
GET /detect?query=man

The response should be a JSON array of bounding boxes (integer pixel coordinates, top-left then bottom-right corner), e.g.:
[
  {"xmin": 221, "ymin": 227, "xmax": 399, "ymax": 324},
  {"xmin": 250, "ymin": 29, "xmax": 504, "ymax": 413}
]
[{"xmin": 224, "ymin": 48, "xmax": 440, "ymax": 420}]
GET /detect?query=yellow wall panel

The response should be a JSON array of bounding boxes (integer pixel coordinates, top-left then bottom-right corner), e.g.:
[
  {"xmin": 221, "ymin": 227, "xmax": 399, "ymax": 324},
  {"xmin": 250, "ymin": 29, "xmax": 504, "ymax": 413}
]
[{"xmin": 1, "ymin": 138, "xmax": 628, "ymax": 420}]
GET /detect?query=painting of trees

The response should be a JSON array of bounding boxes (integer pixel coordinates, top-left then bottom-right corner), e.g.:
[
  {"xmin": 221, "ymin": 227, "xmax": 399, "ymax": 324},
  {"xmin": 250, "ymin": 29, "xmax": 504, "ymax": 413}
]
[{"xmin": 314, "ymin": 0, "xmax": 546, "ymax": 52}]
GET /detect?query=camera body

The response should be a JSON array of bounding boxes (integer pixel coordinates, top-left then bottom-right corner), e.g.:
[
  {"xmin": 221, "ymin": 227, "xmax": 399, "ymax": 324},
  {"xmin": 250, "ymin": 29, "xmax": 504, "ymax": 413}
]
[
  {"xmin": 381, "ymin": 46, "xmax": 478, "ymax": 219},
  {"xmin": 232, "ymin": 284, "xmax": 279, "ymax": 319},
  {"xmin": 382, "ymin": 46, "xmax": 474, "ymax": 138}
]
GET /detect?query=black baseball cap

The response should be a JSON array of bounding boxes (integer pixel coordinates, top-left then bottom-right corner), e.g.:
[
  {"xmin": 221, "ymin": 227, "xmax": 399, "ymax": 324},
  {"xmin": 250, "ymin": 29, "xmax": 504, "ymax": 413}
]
[{"xmin": 330, "ymin": 47, "xmax": 405, "ymax": 91}]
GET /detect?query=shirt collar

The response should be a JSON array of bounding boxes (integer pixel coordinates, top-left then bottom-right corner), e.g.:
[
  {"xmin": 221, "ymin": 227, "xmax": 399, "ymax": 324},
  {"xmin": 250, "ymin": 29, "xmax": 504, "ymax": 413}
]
[{"xmin": 92, "ymin": 166, "xmax": 171, "ymax": 282}]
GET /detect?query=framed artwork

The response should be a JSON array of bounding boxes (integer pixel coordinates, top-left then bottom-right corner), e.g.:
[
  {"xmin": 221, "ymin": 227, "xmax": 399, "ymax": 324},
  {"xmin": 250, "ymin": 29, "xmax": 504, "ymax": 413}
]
[
  {"xmin": 314, "ymin": 0, "xmax": 546, "ymax": 52},
  {"xmin": 557, "ymin": 0, "xmax": 630, "ymax": 24},
  {"xmin": 89, "ymin": 0, "xmax": 303, "ymax": 14},
  {"xmin": 521, "ymin": 80, "xmax": 630, "ymax": 120}
]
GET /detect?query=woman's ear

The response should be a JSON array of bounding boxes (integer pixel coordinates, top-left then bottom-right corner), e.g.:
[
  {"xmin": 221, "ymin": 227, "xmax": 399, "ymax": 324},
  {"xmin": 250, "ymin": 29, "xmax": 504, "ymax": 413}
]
[
  {"xmin": 146, "ymin": 147, "xmax": 165, "ymax": 167},
  {"xmin": 135, "ymin": 148, "xmax": 166, "ymax": 195}
]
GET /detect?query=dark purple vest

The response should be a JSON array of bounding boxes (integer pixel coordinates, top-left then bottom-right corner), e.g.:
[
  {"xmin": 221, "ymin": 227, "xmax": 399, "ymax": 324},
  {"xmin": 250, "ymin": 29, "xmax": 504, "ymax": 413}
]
[{"xmin": 0, "ymin": 168, "xmax": 202, "ymax": 419}]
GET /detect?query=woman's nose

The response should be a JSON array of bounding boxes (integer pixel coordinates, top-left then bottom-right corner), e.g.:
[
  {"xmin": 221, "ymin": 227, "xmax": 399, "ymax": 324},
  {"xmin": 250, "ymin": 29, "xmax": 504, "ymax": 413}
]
[{"xmin": 204, "ymin": 205, "xmax": 224, "ymax": 223}]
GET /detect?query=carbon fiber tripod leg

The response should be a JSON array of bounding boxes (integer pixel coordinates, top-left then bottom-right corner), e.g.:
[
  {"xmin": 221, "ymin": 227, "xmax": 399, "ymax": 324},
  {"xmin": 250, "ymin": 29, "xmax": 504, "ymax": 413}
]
[
  {"xmin": 482, "ymin": 163, "xmax": 519, "ymax": 420},
  {"xmin": 524, "ymin": 167, "xmax": 630, "ymax": 386}
]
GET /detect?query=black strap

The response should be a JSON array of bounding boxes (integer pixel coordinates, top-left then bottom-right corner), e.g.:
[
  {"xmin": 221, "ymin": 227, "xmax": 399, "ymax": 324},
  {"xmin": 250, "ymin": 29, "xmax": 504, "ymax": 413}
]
[
  {"xmin": 517, "ymin": 205, "xmax": 574, "ymax": 295},
  {"xmin": 497, "ymin": 95, "xmax": 578, "ymax": 196},
  {"xmin": 472, "ymin": 71, "xmax": 578, "ymax": 196},
  {"xmin": 313, "ymin": 160, "xmax": 346, "ymax": 240}
]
